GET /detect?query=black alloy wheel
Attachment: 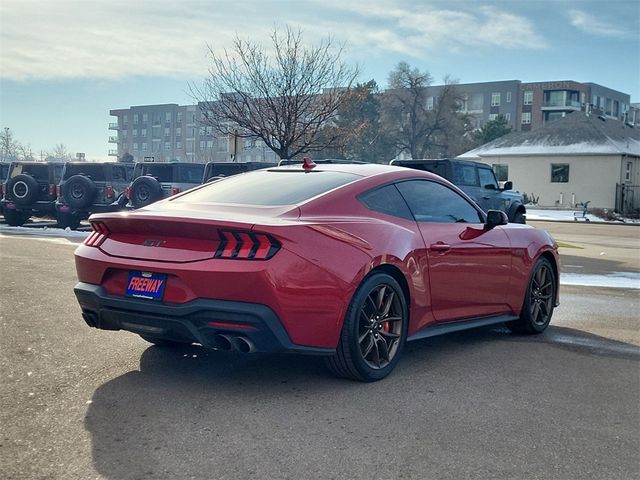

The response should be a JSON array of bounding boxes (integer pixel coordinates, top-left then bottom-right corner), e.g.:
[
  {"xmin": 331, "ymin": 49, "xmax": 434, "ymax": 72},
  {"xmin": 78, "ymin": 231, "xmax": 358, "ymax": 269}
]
[
  {"xmin": 130, "ymin": 176, "xmax": 163, "ymax": 209},
  {"xmin": 506, "ymin": 257, "xmax": 556, "ymax": 334},
  {"xmin": 63, "ymin": 175, "xmax": 96, "ymax": 209},
  {"xmin": 7, "ymin": 174, "xmax": 39, "ymax": 205},
  {"xmin": 326, "ymin": 272, "xmax": 408, "ymax": 382}
]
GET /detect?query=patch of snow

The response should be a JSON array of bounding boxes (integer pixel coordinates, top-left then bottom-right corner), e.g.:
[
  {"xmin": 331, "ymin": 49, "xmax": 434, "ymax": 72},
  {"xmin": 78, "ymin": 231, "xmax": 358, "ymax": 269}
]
[
  {"xmin": 0, "ymin": 224, "xmax": 90, "ymax": 238},
  {"xmin": 561, "ymin": 272, "xmax": 640, "ymax": 289},
  {"xmin": 526, "ymin": 209, "xmax": 640, "ymax": 224}
]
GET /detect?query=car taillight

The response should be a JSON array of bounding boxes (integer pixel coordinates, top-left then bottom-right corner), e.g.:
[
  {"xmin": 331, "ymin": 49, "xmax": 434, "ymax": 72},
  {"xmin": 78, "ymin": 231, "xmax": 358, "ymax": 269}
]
[
  {"xmin": 124, "ymin": 186, "xmax": 131, "ymax": 199},
  {"xmin": 171, "ymin": 187, "xmax": 180, "ymax": 195},
  {"xmin": 106, "ymin": 185, "xmax": 114, "ymax": 198},
  {"xmin": 84, "ymin": 221, "xmax": 110, "ymax": 247},
  {"xmin": 49, "ymin": 184, "xmax": 56, "ymax": 196},
  {"xmin": 56, "ymin": 185, "xmax": 61, "ymax": 197},
  {"xmin": 214, "ymin": 230, "xmax": 280, "ymax": 260}
]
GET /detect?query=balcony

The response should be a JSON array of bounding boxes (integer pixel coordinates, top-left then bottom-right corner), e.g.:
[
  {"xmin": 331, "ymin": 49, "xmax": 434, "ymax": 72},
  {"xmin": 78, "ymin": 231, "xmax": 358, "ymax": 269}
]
[
  {"xmin": 541, "ymin": 99, "xmax": 581, "ymax": 111},
  {"xmin": 108, "ymin": 149, "xmax": 118, "ymax": 156},
  {"xmin": 108, "ymin": 123, "xmax": 120, "ymax": 130},
  {"xmin": 108, "ymin": 136, "xmax": 118, "ymax": 143}
]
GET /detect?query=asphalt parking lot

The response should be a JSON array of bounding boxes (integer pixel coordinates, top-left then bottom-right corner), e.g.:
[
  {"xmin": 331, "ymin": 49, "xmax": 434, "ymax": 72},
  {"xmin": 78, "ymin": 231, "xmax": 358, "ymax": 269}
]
[{"xmin": 0, "ymin": 221, "xmax": 638, "ymax": 480}]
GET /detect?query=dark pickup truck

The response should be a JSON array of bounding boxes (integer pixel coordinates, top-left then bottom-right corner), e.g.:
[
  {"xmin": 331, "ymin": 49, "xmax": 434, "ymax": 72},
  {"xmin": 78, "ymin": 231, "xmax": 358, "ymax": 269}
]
[{"xmin": 390, "ymin": 159, "xmax": 526, "ymax": 223}]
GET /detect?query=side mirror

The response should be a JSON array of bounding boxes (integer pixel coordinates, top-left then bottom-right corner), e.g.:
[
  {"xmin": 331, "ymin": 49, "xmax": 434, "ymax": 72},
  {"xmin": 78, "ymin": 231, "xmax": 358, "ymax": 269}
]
[
  {"xmin": 486, "ymin": 210, "xmax": 508, "ymax": 229},
  {"xmin": 502, "ymin": 181, "xmax": 513, "ymax": 190},
  {"xmin": 483, "ymin": 183, "xmax": 497, "ymax": 190}
]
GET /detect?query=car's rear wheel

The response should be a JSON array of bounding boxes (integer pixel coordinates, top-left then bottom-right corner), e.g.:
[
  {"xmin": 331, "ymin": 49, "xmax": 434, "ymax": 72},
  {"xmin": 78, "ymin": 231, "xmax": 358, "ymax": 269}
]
[
  {"xmin": 7, "ymin": 174, "xmax": 39, "ymax": 206},
  {"xmin": 506, "ymin": 257, "xmax": 556, "ymax": 334},
  {"xmin": 57, "ymin": 212, "xmax": 82, "ymax": 230},
  {"xmin": 130, "ymin": 176, "xmax": 163, "ymax": 209},
  {"xmin": 63, "ymin": 175, "xmax": 96, "ymax": 209},
  {"xmin": 326, "ymin": 273, "xmax": 408, "ymax": 382},
  {"xmin": 4, "ymin": 209, "xmax": 30, "ymax": 226}
]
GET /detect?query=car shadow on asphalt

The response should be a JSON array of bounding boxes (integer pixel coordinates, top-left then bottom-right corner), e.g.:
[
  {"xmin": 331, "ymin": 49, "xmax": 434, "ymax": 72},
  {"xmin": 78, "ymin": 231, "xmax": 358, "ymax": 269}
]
[{"xmin": 84, "ymin": 323, "xmax": 640, "ymax": 479}]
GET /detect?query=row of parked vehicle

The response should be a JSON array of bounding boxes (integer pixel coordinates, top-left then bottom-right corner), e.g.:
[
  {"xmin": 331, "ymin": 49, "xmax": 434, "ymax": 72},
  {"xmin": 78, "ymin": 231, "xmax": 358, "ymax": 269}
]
[{"xmin": 0, "ymin": 158, "xmax": 526, "ymax": 229}]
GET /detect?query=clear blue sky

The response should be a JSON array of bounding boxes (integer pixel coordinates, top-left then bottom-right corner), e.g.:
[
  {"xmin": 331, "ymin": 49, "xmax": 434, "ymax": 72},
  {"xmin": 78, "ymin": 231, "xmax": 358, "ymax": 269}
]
[{"xmin": 1, "ymin": 0, "xmax": 638, "ymax": 161}]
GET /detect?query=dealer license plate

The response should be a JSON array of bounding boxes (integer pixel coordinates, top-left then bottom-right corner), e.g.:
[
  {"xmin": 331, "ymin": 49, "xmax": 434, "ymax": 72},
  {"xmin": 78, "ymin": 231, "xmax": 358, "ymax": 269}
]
[{"xmin": 125, "ymin": 271, "xmax": 167, "ymax": 301}]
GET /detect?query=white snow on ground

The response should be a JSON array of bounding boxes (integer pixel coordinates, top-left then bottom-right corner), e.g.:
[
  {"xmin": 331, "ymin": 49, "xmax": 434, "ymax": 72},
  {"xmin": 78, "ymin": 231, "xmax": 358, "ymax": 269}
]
[
  {"xmin": 526, "ymin": 208, "xmax": 640, "ymax": 223},
  {"xmin": 0, "ymin": 224, "xmax": 90, "ymax": 238},
  {"xmin": 561, "ymin": 272, "xmax": 640, "ymax": 289}
]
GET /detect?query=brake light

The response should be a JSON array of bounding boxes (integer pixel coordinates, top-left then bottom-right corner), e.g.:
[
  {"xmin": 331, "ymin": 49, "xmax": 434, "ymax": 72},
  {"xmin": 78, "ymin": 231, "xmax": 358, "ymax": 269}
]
[
  {"xmin": 84, "ymin": 221, "xmax": 110, "ymax": 247},
  {"xmin": 106, "ymin": 185, "xmax": 114, "ymax": 198},
  {"xmin": 214, "ymin": 230, "xmax": 280, "ymax": 260},
  {"xmin": 49, "ymin": 184, "xmax": 56, "ymax": 196},
  {"xmin": 56, "ymin": 185, "xmax": 61, "ymax": 197},
  {"xmin": 171, "ymin": 187, "xmax": 180, "ymax": 195},
  {"xmin": 125, "ymin": 186, "xmax": 131, "ymax": 199}
]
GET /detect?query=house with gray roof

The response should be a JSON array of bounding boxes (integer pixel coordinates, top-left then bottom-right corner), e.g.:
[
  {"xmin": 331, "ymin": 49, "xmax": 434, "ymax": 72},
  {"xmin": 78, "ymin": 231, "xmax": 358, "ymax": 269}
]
[{"xmin": 458, "ymin": 112, "xmax": 640, "ymax": 212}]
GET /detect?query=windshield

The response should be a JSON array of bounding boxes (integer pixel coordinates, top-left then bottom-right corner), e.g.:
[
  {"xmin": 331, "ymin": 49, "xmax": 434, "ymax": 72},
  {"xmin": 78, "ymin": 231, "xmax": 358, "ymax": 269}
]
[{"xmin": 175, "ymin": 170, "xmax": 360, "ymax": 206}]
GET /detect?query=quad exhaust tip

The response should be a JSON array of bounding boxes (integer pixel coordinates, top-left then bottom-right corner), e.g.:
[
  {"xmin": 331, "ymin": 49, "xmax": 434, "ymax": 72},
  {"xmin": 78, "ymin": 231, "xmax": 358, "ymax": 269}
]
[{"xmin": 214, "ymin": 334, "xmax": 256, "ymax": 353}]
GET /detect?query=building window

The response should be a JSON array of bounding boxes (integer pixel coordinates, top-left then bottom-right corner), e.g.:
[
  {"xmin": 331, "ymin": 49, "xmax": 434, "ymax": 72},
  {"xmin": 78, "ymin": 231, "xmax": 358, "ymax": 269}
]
[
  {"xmin": 122, "ymin": 130, "xmax": 128, "ymax": 139},
  {"xmin": 492, "ymin": 164, "xmax": 509, "ymax": 182},
  {"xmin": 165, "ymin": 112, "xmax": 172, "ymax": 123},
  {"xmin": 152, "ymin": 125, "xmax": 160, "ymax": 137},
  {"xmin": 488, "ymin": 114, "xmax": 498, "ymax": 121},
  {"xmin": 524, "ymin": 91, "xmax": 533, "ymax": 105},
  {"xmin": 164, "ymin": 127, "xmax": 170, "ymax": 137},
  {"xmin": 133, "ymin": 114, "xmax": 139, "ymax": 124},
  {"xmin": 133, "ymin": 143, "xmax": 138, "ymax": 150},
  {"xmin": 625, "ymin": 162, "xmax": 632, "ymax": 182},
  {"xmin": 506, "ymin": 92, "xmax": 512, "ymax": 103},
  {"xmin": 176, "ymin": 127, "xmax": 182, "ymax": 136},
  {"xmin": 165, "ymin": 142, "xmax": 171, "ymax": 150},
  {"xmin": 177, "ymin": 112, "xmax": 183, "ymax": 123},
  {"xmin": 491, "ymin": 93, "xmax": 500, "ymax": 106},
  {"xmin": 426, "ymin": 96, "xmax": 434, "ymax": 110},
  {"xmin": 142, "ymin": 142, "xmax": 148, "ymax": 151},
  {"xmin": 132, "ymin": 129, "xmax": 138, "ymax": 137},
  {"xmin": 521, "ymin": 112, "xmax": 531, "ymax": 124},
  {"xmin": 142, "ymin": 113, "xmax": 148, "ymax": 123},
  {"xmin": 207, "ymin": 140, "xmax": 214, "ymax": 149},
  {"xmin": 176, "ymin": 141, "xmax": 182, "ymax": 150},
  {"xmin": 199, "ymin": 140, "xmax": 206, "ymax": 149},
  {"xmin": 551, "ymin": 164, "xmax": 569, "ymax": 183},
  {"xmin": 123, "ymin": 115, "xmax": 128, "ymax": 125},
  {"xmin": 141, "ymin": 128, "xmax": 147, "ymax": 137},
  {"xmin": 505, "ymin": 113, "xmax": 511, "ymax": 121}
]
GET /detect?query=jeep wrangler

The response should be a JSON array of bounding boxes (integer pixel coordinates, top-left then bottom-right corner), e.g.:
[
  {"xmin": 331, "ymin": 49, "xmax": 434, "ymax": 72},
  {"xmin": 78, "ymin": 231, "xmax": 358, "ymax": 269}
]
[{"xmin": 127, "ymin": 162, "xmax": 205, "ymax": 209}]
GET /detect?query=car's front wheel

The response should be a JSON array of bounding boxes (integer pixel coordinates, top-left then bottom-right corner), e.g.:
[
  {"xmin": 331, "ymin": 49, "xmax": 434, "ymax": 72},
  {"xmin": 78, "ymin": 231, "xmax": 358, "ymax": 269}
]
[
  {"xmin": 506, "ymin": 257, "xmax": 556, "ymax": 334},
  {"xmin": 326, "ymin": 272, "xmax": 408, "ymax": 382}
]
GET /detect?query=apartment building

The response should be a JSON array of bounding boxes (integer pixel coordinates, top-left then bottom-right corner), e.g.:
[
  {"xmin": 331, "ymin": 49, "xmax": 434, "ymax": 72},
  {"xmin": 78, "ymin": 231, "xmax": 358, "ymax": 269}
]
[
  {"xmin": 109, "ymin": 79, "xmax": 631, "ymax": 161},
  {"xmin": 109, "ymin": 103, "xmax": 278, "ymax": 163}
]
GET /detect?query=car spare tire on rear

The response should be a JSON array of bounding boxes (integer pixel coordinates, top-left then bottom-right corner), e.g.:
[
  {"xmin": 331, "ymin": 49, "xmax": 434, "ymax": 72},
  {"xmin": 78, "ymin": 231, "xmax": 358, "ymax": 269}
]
[
  {"xmin": 130, "ymin": 175, "xmax": 163, "ymax": 208},
  {"xmin": 63, "ymin": 175, "xmax": 97, "ymax": 209},
  {"xmin": 7, "ymin": 174, "xmax": 39, "ymax": 205}
]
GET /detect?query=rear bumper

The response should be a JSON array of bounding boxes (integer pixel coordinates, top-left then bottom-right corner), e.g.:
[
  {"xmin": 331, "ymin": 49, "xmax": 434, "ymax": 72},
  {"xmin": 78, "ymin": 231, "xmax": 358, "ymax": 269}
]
[
  {"xmin": 74, "ymin": 282, "xmax": 334, "ymax": 355},
  {"xmin": 1, "ymin": 199, "xmax": 56, "ymax": 214},
  {"xmin": 56, "ymin": 201, "xmax": 124, "ymax": 217}
]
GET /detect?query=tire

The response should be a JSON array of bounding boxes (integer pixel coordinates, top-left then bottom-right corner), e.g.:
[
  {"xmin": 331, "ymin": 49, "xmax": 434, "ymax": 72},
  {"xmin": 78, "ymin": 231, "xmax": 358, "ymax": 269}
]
[
  {"xmin": 139, "ymin": 335, "xmax": 188, "ymax": 347},
  {"xmin": 63, "ymin": 175, "xmax": 96, "ymax": 209},
  {"xmin": 4, "ymin": 209, "xmax": 30, "ymax": 226},
  {"xmin": 130, "ymin": 176, "xmax": 163, "ymax": 209},
  {"xmin": 57, "ymin": 212, "xmax": 81, "ymax": 230},
  {"xmin": 506, "ymin": 257, "xmax": 556, "ymax": 334},
  {"xmin": 325, "ymin": 273, "xmax": 408, "ymax": 382},
  {"xmin": 512, "ymin": 210, "xmax": 526, "ymax": 224},
  {"xmin": 7, "ymin": 174, "xmax": 39, "ymax": 206}
]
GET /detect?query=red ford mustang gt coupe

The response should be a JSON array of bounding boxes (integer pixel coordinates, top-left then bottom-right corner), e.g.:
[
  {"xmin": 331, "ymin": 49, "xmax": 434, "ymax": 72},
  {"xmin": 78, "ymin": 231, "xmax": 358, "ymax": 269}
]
[{"xmin": 74, "ymin": 161, "xmax": 559, "ymax": 381}]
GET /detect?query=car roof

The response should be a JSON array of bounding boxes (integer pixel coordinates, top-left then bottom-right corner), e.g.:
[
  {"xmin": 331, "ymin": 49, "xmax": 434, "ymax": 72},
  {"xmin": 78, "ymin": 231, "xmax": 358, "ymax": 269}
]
[{"xmin": 269, "ymin": 162, "xmax": 425, "ymax": 178}]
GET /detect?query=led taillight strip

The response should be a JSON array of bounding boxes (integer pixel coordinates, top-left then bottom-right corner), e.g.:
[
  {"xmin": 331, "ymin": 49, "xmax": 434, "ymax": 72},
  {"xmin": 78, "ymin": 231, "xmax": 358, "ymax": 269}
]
[
  {"xmin": 215, "ymin": 230, "xmax": 280, "ymax": 260},
  {"xmin": 84, "ymin": 221, "xmax": 110, "ymax": 248}
]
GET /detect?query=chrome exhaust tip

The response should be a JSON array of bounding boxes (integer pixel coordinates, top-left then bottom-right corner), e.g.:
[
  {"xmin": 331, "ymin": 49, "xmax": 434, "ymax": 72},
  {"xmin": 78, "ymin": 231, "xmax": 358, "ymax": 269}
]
[
  {"xmin": 214, "ymin": 334, "xmax": 234, "ymax": 351},
  {"xmin": 233, "ymin": 336, "xmax": 256, "ymax": 354}
]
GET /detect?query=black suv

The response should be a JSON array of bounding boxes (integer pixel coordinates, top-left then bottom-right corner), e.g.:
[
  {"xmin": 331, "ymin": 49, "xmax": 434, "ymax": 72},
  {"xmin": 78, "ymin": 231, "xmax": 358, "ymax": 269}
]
[
  {"xmin": 391, "ymin": 159, "xmax": 526, "ymax": 223},
  {"xmin": 127, "ymin": 162, "xmax": 205, "ymax": 209},
  {"xmin": 55, "ymin": 162, "xmax": 135, "ymax": 229},
  {"xmin": 202, "ymin": 161, "xmax": 277, "ymax": 183},
  {"xmin": 1, "ymin": 162, "xmax": 65, "ymax": 226}
]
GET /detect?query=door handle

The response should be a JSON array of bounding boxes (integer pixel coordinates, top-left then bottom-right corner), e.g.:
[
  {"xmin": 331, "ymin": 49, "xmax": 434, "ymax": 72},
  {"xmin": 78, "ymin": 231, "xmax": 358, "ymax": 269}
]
[{"xmin": 430, "ymin": 243, "xmax": 451, "ymax": 252}]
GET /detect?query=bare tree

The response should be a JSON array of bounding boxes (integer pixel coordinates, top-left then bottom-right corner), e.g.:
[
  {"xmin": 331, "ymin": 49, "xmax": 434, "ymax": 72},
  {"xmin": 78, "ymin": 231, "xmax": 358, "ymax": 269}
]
[
  {"xmin": 382, "ymin": 63, "xmax": 472, "ymax": 159},
  {"xmin": 49, "ymin": 143, "xmax": 72, "ymax": 162},
  {"xmin": 192, "ymin": 26, "xmax": 359, "ymax": 160},
  {"xmin": 1, "ymin": 127, "xmax": 20, "ymax": 162}
]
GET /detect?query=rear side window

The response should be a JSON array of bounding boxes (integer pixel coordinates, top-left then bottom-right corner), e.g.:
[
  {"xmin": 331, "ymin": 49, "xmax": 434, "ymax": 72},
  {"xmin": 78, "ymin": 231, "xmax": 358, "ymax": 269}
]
[
  {"xmin": 111, "ymin": 165, "xmax": 128, "ymax": 182},
  {"xmin": 11, "ymin": 164, "xmax": 49, "ymax": 182},
  {"xmin": 178, "ymin": 164, "xmax": 205, "ymax": 183},
  {"xmin": 452, "ymin": 164, "xmax": 478, "ymax": 186},
  {"xmin": 396, "ymin": 180, "xmax": 483, "ymax": 224},
  {"xmin": 136, "ymin": 164, "xmax": 174, "ymax": 182},
  {"xmin": 359, "ymin": 184, "xmax": 413, "ymax": 220},
  {"xmin": 175, "ymin": 170, "xmax": 360, "ymax": 206},
  {"xmin": 64, "ymin": 164, "xmax": 106, "ymax": 182}
]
